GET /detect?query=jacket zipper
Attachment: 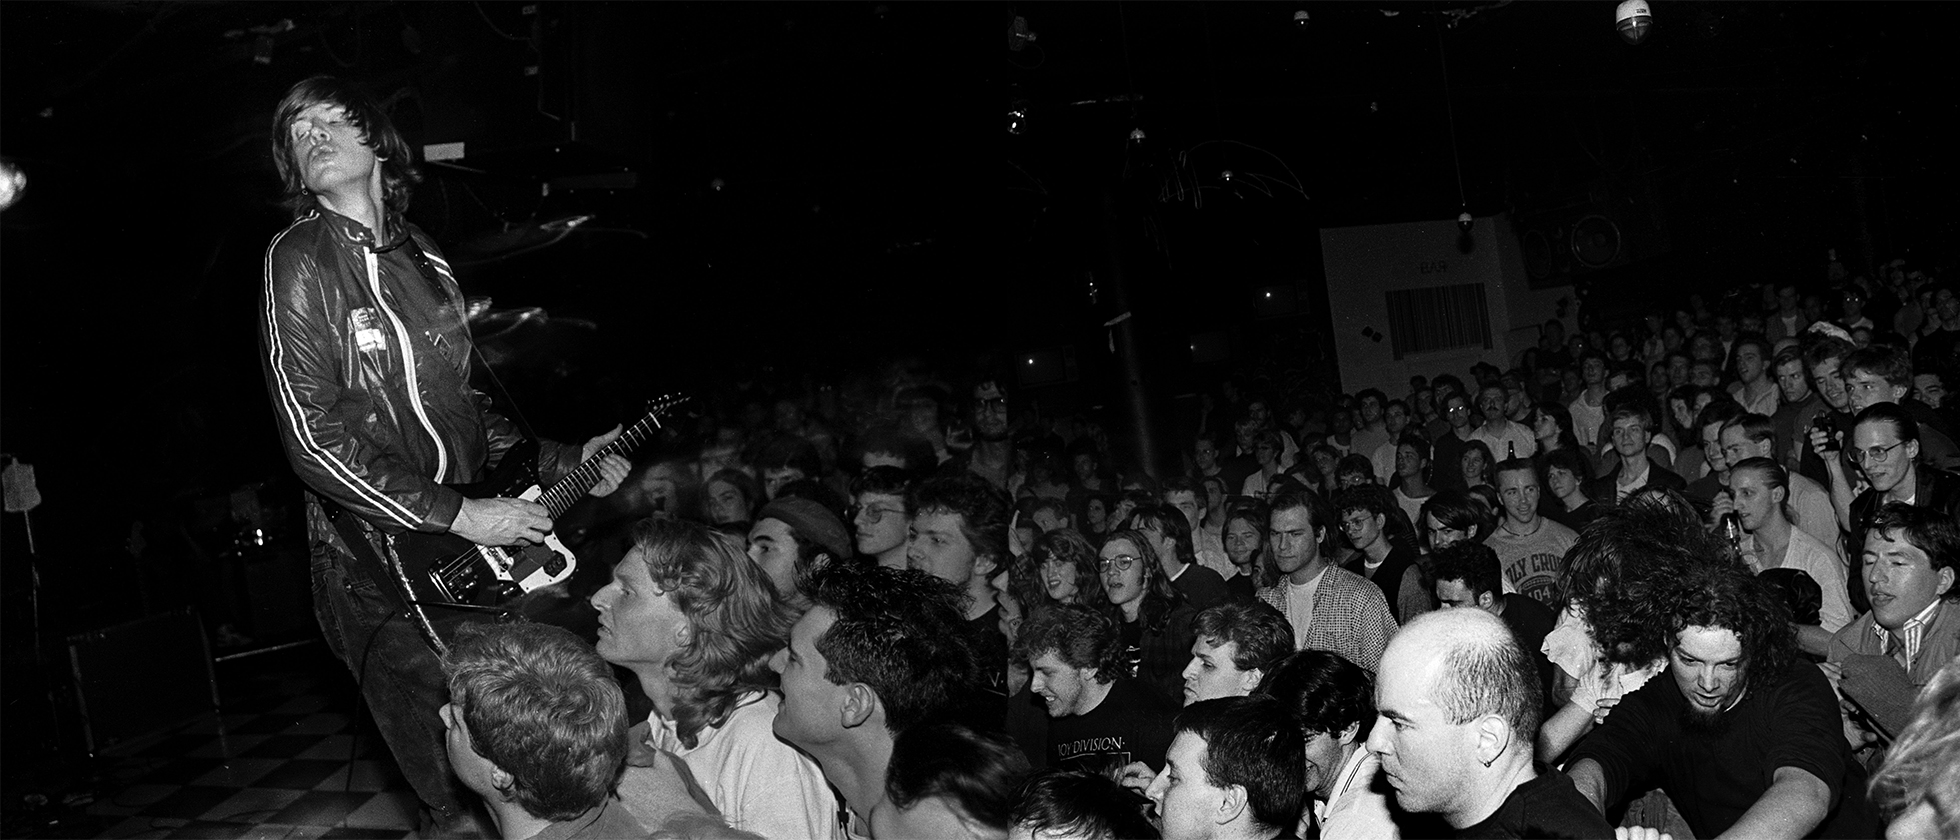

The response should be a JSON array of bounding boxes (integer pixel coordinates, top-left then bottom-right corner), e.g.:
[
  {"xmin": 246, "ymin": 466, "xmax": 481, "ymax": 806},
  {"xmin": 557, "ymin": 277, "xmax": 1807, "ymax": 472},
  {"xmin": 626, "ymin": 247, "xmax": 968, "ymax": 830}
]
[{"xmin": 367, "ymin": 246, "xmax": 450, "ymax": 481}]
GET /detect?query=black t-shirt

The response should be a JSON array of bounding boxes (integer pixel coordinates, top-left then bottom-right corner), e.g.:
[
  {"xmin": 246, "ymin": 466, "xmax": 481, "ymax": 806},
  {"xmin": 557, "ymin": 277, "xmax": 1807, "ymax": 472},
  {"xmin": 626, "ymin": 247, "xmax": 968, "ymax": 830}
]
[
  {"xmin": 964, "ymin": 607, "xmax": 1010, "ymax": 730},
  {"xmin": 1567, "ymin": 661, "xmax": 1875, "ymax": 839},
  {"xmin": 1498, "ymin": 593, "xmax": 1559, "ymax": 716},
  {"xmin": 1454, "ymin": 770, "xmax": 1615, "ymax": 839},
  {"xmin": 1171, "ymin": 563, "xmax": 1231, "ymax": 613},
  {"xmin": 1045, "ymin": 677, "xmax": 1177, "ymax": 775}
]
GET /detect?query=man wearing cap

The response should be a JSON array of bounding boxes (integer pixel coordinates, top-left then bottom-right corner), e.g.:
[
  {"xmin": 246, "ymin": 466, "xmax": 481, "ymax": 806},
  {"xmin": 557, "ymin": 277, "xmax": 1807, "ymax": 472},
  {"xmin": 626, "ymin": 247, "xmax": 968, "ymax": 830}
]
[{"xmin": 748, "ymin": 496, "xmax": 853, "ymax": 604}]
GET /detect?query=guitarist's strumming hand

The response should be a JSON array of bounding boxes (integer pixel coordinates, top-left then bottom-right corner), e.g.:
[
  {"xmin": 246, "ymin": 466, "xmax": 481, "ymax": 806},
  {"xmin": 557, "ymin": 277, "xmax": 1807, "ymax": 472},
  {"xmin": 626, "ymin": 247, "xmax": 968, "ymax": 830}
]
[
  {"xmin": 582, "ymin": 425, "xmax": 632, "ymax": 498},
  {"xmin": 451, "ymin": 497, "xmax": 554, "ymax": 547}
]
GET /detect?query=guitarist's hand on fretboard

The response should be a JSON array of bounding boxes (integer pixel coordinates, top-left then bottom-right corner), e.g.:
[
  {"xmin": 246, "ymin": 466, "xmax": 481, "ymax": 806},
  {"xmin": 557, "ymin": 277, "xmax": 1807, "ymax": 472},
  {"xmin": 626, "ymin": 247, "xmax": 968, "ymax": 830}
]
[
  {"xmin": 451, "ymin": 496, "xmax": 553, "ymax": 546},
  {"xmin": 581, "ymin": 424, "xmax": 632, "ymax": 499}
]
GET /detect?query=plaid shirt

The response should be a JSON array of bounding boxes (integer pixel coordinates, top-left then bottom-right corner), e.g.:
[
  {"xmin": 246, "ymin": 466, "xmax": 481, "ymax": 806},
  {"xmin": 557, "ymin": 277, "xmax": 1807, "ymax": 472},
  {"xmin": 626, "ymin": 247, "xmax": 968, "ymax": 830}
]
[{"xmin": 1257, "ymin": 565, "xmax": 1399, "ymax": 673}]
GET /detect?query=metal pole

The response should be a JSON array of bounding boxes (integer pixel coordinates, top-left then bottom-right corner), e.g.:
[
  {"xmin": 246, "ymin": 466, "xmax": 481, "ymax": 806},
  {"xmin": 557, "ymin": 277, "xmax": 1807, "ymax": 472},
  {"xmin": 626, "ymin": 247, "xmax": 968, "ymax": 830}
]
[{"xmin": 1101, "ymin": 192, "xmax": 1163, "ymax": 480}]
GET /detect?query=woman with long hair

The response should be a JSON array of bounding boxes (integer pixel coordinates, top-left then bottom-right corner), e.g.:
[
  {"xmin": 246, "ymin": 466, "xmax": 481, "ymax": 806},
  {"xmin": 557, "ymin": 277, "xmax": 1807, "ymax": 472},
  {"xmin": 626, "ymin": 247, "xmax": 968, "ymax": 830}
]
[
  {"xmin": 1098, "ymin": 528, "xmax": 1196, "ymax": 702},
  {"xmin": 1014, "ymin": 527, "xmax": 1112, "ymax": 612},
  {"xmin": 591, "ymin": 518, "xmax": 840, "ymax": 839},
  {"xmin": 1219, "ymin": 501, "xmax": 1275, "ymax": 601}
]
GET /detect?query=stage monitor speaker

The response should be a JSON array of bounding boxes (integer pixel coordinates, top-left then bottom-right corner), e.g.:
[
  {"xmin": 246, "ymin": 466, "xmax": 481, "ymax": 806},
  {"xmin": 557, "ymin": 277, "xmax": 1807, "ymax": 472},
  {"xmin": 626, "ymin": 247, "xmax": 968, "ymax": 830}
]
[
  {"xmin": 1017, "ymin": 346, "xmax": 1079, "ymax": 388},
  {"xmin": 1252, "ymin": 285, "xmax": 1300, "ymax": 319},
  {"xmin": 1515, "ymin": 176, "xmax": 1672, "ymax": 289},
  {"xmin": 67, "ymin": 608, "xmax": 218, "ymax": 754}
]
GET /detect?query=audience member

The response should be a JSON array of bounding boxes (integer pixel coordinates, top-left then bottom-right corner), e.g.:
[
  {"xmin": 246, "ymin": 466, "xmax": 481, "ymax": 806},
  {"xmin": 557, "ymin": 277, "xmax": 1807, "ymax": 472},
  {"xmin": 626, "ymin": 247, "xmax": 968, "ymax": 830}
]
[
  {"xmin": 1835, "ymin": 402, "xmax": 1960, "ymax": 613},
  {"xmin": 1099, "ymin": 528, "xmax": 1200, "ymax": 700},
  {"xmin": 1010, "ymin": 770, "xmax": 1161, "ymax": 840},
  {"xmin": 1144, "ymin": 696, "xmax": 1306, "ymax": 840},
  {"xmin": 871, "ymin": 723, "xmax": 1031, "ymax": 840},
  {"xmin": 1014, "ymin": 603, "xmax": 1177, "ymax": 775},
  {"xmin": 592, "ymin": 519, "xmax": 837, "ymax": 839},
  {"xmin": 1180, "ymin": 601, "xmax": 1292, "ymax": 705},
  {"xmin": 703, "ymin": 468, "xmax": 762, "ymax": 533},
  {"xmin": 1219, "ymin": 501, "xmax": 1273, "ymax": 602},
  {"xmin": 1567, "ymin": 563, "xmax": 1876, "ymax": 838},
  {"xmin": 440, "ymin": 622, "xmax": 652, "ymax": 840},
  {"xmin": 1826, "ymin": 502, "xmax": 1958, "ymax": 743},
  {"xmin": 747, "ymin": 496, "xmax": 852, "ymax": 603},
  {"xmin": 1254, "ymin": 491, "xmax": 1398, "ymax": 673},
  {"xmin": 910, "ymin": 473, "xmax": 1017, "ymax": 714},
  {"xmin": 1133, "ymin": 504, "xmax": 1231, "ymax": 612},
  {"xmin": 1865, "ymin": 658, "xmax": 1960, "ymax": 840},
  {"xmin": 771, "ymin": 564, "xmax": 980, "ymax": 832},
  {"xmin": 1258, "ymin": 650, "xmax": 1405, "ymax": 840},
  {"xmin": 1369, "ymin": 610, "xmax": 1612, "ymax": 837},
  {"xmin": 850, "ymin": 466, "xmax": 913, "ymax": 570},
  {"xmin": 1333, "ymin": 487, "xmax": 1430, "ymax": 623},
  {"xmin": 1588, "ymin": 399, "xmax": 1685, "ymax": 503},
  {"xmin": 1483, "ymin": 458, "xmax": 1577, "ymax": 607},
  {"xmin": 1430, "ymin": 541, "xmax": 1557, "ymax": 721},
  {"xmin": 1726, "ymin": 457, "xmax": 1853, "ymax": 655}
]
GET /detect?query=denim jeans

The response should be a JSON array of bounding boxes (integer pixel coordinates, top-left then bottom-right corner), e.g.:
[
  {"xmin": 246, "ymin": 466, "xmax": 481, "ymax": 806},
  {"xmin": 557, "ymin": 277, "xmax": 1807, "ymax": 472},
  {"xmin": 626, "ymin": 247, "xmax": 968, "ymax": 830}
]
[{"xmin": 310, "ymin": 525, "xmax": 477, "ymax": 827}]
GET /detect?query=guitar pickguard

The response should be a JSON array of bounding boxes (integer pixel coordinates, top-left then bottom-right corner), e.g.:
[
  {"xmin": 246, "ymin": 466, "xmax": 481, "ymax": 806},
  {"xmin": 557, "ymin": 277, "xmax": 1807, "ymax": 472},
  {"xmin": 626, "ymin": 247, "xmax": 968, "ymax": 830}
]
[{"xmin": 474, "ymin": 484, "xmax": 576, "ymax": 592}]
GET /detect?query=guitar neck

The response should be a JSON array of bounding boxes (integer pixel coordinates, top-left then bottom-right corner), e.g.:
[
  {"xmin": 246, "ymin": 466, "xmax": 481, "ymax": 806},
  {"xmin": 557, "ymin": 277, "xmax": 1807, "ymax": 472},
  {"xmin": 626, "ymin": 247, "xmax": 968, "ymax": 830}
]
[{"xmin": 535, "ymin": 411, "xmax": 667, "ymax": 518}]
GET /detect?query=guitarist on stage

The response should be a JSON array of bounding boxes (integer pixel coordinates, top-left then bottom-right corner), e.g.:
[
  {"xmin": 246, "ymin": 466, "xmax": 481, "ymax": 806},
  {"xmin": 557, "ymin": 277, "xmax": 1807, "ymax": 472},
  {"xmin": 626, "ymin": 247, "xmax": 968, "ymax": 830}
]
[{"xmin": 258, "ymin": 76, "xmax": 629, "ymax": 837}]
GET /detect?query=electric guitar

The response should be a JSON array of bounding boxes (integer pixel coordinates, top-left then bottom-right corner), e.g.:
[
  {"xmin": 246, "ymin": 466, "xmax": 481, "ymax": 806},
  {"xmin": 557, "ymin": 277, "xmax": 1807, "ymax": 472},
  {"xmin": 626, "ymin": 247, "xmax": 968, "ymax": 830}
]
[{"xmin": 390, "ymin": 393, "xmax": 690, "ymax": 609}]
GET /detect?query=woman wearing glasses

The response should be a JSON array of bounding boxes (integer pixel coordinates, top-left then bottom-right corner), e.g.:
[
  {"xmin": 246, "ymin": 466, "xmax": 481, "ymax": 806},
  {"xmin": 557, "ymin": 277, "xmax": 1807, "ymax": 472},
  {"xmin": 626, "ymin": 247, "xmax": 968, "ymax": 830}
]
[
  {"xmin": 1836, "ymin": 402, "xmax": 1960, "ymax": 613},
  {"xmin": 1097, "ymin": 528, "xmax": 1196, "ymax": 702}
]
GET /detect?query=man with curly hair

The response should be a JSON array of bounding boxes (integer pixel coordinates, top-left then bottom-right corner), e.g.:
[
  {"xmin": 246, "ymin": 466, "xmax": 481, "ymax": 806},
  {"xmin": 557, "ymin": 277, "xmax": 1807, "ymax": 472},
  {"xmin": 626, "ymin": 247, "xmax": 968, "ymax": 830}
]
[
  {"xmin": 1566, "ymin": 564, "xmax": 1877, "ymax": 838},
  {"xmin": 1013, "ymin": 602, "xmax": 1177, "ymax": 775}
]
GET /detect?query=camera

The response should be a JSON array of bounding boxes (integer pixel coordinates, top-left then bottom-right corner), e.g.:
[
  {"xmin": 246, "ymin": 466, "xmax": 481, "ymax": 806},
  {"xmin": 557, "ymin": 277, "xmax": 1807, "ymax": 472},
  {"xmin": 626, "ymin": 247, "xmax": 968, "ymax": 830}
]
[{"xmin": 1811, "ymin": 414, "xmax": 1840, "ymax": 454}]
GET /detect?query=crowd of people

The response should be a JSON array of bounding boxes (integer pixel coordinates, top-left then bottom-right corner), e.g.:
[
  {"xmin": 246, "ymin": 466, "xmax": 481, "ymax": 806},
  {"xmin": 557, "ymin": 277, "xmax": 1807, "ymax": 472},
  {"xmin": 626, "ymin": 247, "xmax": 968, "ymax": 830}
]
[{"xmin": 262, "ymin": 76, "xmax": 1958, "ymax": 840}]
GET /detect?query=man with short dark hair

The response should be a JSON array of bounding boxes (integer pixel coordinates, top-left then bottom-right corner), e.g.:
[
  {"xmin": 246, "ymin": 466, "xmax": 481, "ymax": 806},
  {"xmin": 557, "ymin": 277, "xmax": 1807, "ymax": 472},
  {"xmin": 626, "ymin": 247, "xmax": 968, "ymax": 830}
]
[
  {"xmin": 1833, "ymin": 402, "xmax": 1960, "ymax": 613},
  {"xmin": 1827, "ymin": 502, "xmax": 1960, "ymax": 740},
  {"xmin": 1728, "ymin": 336, "xmax": 1781, "ymax": 416},
  {"xmin": 440, "ymin": 622, "xmax": 644, "ymax": 840},
  {"xmin": 1430, "ymin": 392, "xmax": 1477, "ymax": 493},
  {"xmin": 1255, "ymin": 491, "xmax": 1398, "ymax": 672},
  {"xmin": 1181, "ymin": 602, "xmax": 1293, "ymax": 705},
  {"xmin": 1351, "ymin": 389, "xmax": 1393, "ymax": 469},
  {"xmin": 870, "ymin": 723, "xmax": 1030, "ymax": 840},
  {"xmin": 1011, "ymin": 769, "xmax": 1161, "ymax": 840},
  {"xmin": 1369, "ymin": 610, "xmax": 1611, "ymax": 837},
  {"xmin": 771, "ymin": 564, "xmax": 980, "ymax": 831},
  {"xmin": 1567, "ymin": 564, "xmax": 1876, "ymax": 839},
  {"xmin": 1134, "ymin": 503, "xmax": 1231, "ymax": 612},
  {"xmin": 1483, "ymin": 459, "xmax": 1576, "ymax": 607},
  {"xmin": 1569, "ymin": 353, "xmax": 1611, "ymax": 453},
  {"xmin": 1770, "ymin": 347, "xmax": 1827, "ymax": 481},
  {"xmin": 1334, "ymin": 487, "xmax": 1428, "ymax": 622},
  {"xmin": 1014, "ymin": 603, "xmax": 1177, "ymax": 774},
  {"xmin": 908, "ymin": 473, "xmax": 1016, "ymax": 714},
  {"xmin": 1586, "ymin": 400, "xmax": 1685, "ymax": 503},
  {"xmin": 1144, "ymin": 696, "xmax": 1307, "ymax": 840},
  {"xmin": 849, "ymin": 466, "xmax": 911, "ymax": 570},
  {"xmin": 1165, "ymin": 476, "xmax": 1234, "ymax": 578},
  {"xmin": 1841, "ymin": 344, "xmax": 1960, "ymax": 468},
  {"xmin": 1257, "ymin": 651, "xmax": 1405, "ymax": 840},
  {"xmin": 1431, "ymin": 541, "xmax": 1557, "ymax": 720}
]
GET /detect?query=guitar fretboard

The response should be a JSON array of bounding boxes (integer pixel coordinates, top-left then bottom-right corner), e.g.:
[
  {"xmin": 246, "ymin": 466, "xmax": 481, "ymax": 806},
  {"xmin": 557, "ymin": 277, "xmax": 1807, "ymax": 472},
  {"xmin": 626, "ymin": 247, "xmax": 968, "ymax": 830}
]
[{"xmin": 535, "ymin": 396, "xmax": 687, "ymax": 517}]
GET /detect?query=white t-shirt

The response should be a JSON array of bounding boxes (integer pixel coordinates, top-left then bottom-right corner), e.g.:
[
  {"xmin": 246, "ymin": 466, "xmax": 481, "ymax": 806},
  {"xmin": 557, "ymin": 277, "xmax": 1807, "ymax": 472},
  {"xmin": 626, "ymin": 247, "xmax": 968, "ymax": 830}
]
[
  {"xmin": 643, "ymin": 692, "xmax": 842, "ymax": 840},
  {"xmin": 1282, "ymin": 572, "xmax": 1326, "ymax": 648}
]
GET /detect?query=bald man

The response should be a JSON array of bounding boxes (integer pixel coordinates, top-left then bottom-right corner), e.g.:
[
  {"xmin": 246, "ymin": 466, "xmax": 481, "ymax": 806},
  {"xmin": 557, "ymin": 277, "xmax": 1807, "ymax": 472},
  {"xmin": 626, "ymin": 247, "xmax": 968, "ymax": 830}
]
[{"xmin": 1366, "ymin": 610, "xmax": 1613, "ymax": 837}]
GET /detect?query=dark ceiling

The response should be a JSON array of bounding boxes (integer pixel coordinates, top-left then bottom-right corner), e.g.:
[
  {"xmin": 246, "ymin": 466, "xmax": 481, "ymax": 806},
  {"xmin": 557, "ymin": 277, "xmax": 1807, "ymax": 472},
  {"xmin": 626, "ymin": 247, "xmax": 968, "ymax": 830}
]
[{"xmin": 2, "ymin": 1, "xmax": 1955, "ymax": 516}]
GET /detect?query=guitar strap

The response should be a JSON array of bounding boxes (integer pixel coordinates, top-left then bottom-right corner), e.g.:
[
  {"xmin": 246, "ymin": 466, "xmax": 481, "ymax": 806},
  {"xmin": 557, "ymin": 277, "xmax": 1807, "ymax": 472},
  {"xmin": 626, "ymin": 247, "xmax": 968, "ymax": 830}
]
[{"xmin": 317, "ymin": 493, "xmax": 502, "ymax": 656}]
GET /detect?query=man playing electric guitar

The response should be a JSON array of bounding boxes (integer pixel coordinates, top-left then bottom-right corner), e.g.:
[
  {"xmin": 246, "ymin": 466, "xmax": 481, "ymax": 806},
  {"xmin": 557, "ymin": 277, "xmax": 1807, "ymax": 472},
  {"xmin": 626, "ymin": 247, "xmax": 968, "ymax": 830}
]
[{"xmin": 259, "ymin": 76, "xmax": 629, "ymax": 838}]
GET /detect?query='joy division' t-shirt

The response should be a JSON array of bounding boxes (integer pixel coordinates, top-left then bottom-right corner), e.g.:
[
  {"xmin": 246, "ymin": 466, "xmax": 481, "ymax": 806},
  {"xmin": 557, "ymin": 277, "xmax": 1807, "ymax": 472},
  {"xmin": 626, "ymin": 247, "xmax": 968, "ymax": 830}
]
[{"xmin": 1045, "ymin": 677, "xmax": 1177, "ymax": 775}]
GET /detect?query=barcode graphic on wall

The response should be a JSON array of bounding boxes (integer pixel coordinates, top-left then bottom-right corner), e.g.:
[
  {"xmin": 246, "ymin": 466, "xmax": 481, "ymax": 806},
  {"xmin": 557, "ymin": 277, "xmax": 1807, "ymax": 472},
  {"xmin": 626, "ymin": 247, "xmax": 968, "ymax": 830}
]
[{"xmin": 1384, "ymin": 284, "xmax": 1493, "ymax": 360}]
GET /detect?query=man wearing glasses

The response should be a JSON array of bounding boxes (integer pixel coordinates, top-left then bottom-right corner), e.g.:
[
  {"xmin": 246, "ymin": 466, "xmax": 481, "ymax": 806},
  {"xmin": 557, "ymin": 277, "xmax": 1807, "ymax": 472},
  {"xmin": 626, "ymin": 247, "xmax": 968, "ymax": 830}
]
[
  {"xmin": 1429, "ymin": 392, "xmax": 1478, "ymax": 493},
  {"xmin": 955, "ymin": 379, "xmax": 1021, "ymax": 493},
  {"xmin": 849, "ymin": 465, "xmax": 911, "ymax": 570},
  {"xmin": 1832, "ymin": 402, "xmax": 1960, "ymax": 614}
]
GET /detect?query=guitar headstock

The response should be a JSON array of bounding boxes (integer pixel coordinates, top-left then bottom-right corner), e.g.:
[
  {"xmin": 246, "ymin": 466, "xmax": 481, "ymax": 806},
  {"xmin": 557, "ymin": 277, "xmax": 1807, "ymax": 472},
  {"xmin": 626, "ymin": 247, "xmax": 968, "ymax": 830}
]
[{"xmin": 642, "ymin": 393, "xmax": 694, "ymax": 425}]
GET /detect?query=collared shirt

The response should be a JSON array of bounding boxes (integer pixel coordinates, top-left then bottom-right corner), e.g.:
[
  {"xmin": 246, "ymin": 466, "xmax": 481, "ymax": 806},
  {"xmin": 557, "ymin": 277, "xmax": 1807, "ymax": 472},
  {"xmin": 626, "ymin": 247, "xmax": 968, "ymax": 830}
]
[{"xmin": 1873, "ymin": 600, "xmax": 1943, "ymax": 669}]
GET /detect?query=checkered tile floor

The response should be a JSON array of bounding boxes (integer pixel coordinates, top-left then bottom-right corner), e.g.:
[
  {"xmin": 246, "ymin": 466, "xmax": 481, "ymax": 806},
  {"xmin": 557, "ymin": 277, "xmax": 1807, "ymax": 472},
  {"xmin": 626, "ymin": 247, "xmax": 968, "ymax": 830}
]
[{"xmin": 76, "ymin": 644, "xmax": 422, "ymax": 839}]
